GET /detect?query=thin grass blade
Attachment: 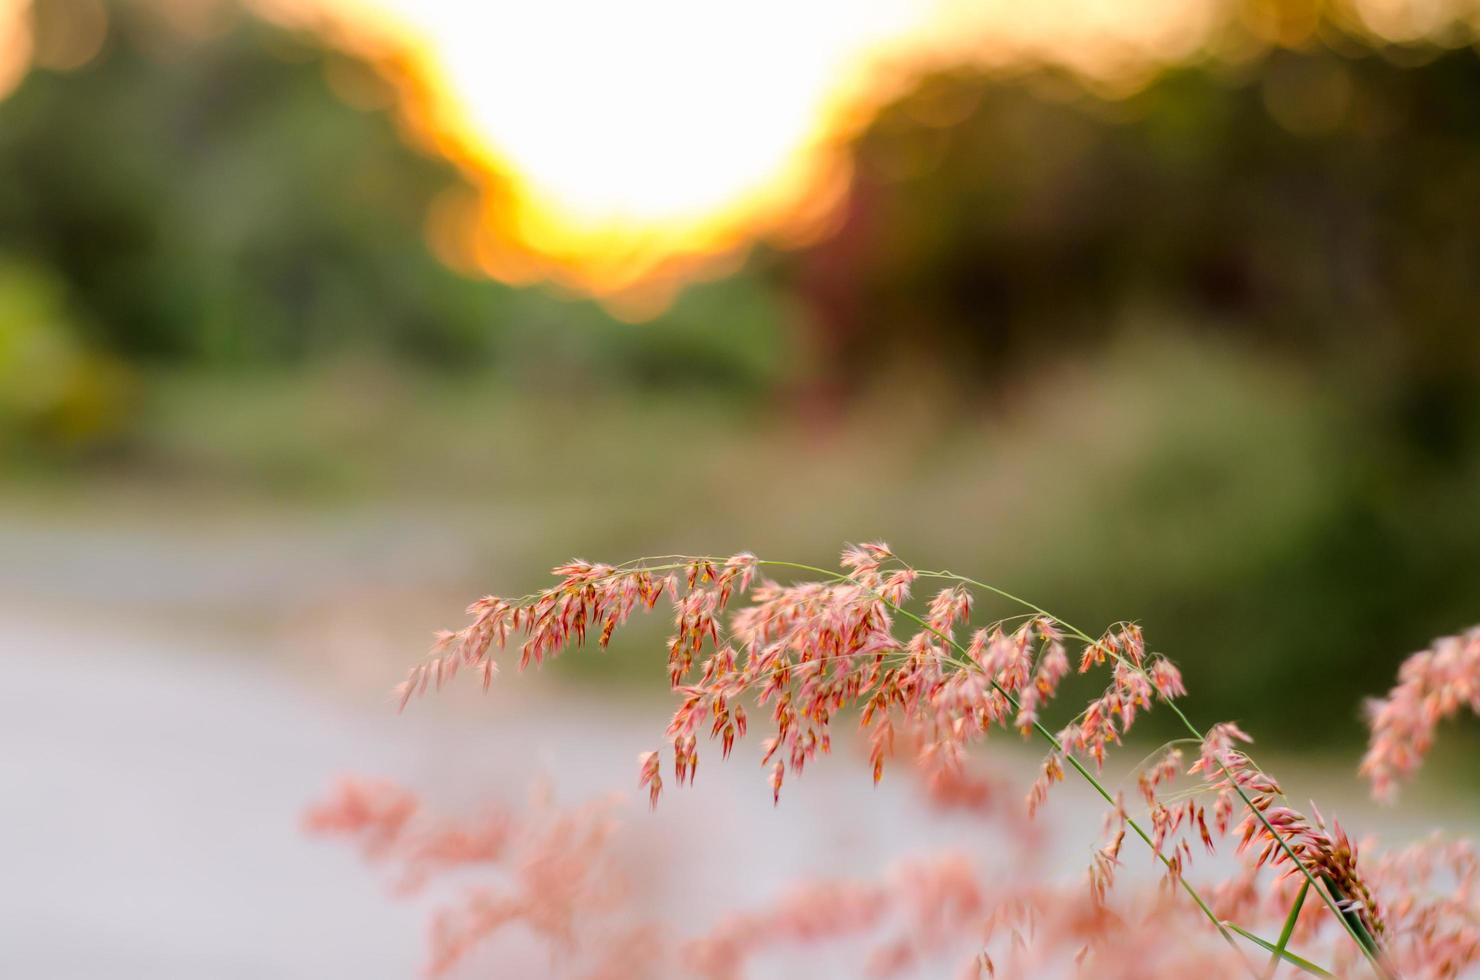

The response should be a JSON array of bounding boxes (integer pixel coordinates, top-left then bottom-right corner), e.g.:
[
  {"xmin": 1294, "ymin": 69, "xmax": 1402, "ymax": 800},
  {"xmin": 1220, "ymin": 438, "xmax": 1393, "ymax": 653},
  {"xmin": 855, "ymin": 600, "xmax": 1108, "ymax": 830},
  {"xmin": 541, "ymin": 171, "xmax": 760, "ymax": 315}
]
[{"xmin": 1226, "ymin": 922, "xmax": 1333, "ymax": 978}]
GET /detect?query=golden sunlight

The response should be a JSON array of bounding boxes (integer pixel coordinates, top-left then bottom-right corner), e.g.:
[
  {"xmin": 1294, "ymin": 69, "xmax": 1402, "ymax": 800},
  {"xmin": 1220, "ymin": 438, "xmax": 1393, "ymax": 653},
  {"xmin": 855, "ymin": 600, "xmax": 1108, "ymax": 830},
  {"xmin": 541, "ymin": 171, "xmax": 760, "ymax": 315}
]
[
  {"xmin": 294, "ymin": 0, "xmax": 1473, "ymax": 315},
  {"xmin": 10, "ymin": 0, "xmax": 1469, "ymax": 314},
  {"xmin": 272, "ymin": 0, "xmax": 1250, "ymax": 316},
  {"xmin": 257, "ymin": 0, "xmax": 943, "ymax": 316}
]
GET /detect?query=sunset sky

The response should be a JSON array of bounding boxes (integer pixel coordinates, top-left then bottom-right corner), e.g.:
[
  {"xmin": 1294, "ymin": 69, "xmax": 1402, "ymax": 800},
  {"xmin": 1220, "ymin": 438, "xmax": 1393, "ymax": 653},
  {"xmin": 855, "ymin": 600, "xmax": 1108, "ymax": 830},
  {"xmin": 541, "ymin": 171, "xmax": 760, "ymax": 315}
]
[
  {"xmin": 263, "ymin": 0, "xmax": 1251, "ymax": 313},
  {"xmin": 5, "ymin": 0, "xmax": 1468, "ymax": 314}
]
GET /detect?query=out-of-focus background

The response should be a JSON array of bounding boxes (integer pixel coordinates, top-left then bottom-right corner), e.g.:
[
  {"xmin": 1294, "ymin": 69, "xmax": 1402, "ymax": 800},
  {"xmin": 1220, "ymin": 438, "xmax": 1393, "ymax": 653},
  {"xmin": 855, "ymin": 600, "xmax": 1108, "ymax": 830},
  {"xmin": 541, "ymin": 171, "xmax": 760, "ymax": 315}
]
[{"xmin": 2, "ymin": 0, "xmax": 1478, "ymax": 975}]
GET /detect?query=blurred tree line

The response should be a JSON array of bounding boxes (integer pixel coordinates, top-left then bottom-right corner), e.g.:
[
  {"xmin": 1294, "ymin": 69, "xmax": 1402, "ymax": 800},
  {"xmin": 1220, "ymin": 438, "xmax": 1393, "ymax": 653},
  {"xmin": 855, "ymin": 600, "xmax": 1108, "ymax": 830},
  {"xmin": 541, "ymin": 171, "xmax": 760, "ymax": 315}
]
[
  {"xmin": 1, "ymin": 3, "xmax": 493, "ymax": 365},
  {"xmin": 0, "ymin": 0, "xmax": 796, "ymax": 448},
  {"xmin": 4, "ymin": 2, "xmax": 1476, "ymax": 430},
  {"xmin": 791, "ymin": 47, "xmax": 1480, "ymax": 448}
]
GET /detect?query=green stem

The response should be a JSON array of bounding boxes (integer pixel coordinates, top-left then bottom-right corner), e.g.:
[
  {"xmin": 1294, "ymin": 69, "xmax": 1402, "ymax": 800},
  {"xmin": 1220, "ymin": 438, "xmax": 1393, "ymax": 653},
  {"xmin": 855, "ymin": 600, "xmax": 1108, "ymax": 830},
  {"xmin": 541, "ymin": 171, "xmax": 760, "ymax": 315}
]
[
  {"xmin": 1267, "ymin": 879, "xmax": 1310, "ymax": 979},
  {"xmin": 1228, "ymin": 923, "xmax": 1333, "ymax": 978},
  {"xmin": 1159, "ymin": 699, "xmax": 1391, "ymax": 978},
  {"xmin": 755, "ymin": 560, "xmax": 1273, "ymax": 976},
  {"xmin": 906, "ymin": 565, "xmax": 1391, "ymax": 977}
]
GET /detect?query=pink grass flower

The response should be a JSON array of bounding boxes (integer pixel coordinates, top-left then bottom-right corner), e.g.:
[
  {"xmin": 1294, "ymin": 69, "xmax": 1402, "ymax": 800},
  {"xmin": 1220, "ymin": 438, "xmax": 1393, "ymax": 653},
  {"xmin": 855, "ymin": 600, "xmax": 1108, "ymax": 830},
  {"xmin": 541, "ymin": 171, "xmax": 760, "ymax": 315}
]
[
  {"xmin": 375, "ymin": 545, "xmax": 1480, "ymax": 975},
  {"xmin": 1362, "ymin": 626, "xmax": 1480, "ymax": 801}
]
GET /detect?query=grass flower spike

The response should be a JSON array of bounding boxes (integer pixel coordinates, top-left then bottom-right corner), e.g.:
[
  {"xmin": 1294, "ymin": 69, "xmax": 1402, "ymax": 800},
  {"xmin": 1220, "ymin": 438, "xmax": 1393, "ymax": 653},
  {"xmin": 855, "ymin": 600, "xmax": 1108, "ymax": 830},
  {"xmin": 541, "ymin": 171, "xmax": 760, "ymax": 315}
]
[{"xmin": 349, "ymin": 543, "xmax": 1480, "ymax": 977}]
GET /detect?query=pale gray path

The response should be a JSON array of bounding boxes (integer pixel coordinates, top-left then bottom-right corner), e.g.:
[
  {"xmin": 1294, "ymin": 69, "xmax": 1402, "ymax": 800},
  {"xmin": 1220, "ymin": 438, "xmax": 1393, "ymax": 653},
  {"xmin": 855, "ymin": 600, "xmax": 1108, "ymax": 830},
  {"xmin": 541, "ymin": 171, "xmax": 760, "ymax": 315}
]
[{"xmin": 0, "ymin": 600, "xmax": 1056, "ymax": 979}]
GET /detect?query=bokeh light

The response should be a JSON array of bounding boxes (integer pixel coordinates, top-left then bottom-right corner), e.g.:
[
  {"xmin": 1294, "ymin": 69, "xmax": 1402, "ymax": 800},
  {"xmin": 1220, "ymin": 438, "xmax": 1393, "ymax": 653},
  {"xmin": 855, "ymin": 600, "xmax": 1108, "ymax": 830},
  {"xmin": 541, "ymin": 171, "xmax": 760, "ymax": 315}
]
[
  {"xmin": 257, "ymin": 0, "xmax": 1480, "ymax": 315},
  {"xmin": 3, "ymin": 0, "xmax": 1479, "ymax": 313}
]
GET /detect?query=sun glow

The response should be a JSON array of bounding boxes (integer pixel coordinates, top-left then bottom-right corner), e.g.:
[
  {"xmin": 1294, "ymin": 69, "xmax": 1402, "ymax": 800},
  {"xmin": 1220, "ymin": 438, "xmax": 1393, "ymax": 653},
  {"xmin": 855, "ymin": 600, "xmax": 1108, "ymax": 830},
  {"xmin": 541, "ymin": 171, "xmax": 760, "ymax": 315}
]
[
  {"xmin": 227, "ymin": 0, "xmax": 1480, "ymax": 314},
  {"xmin": 254, "ymin": 0, "xmax": 943, "ymax": 316},
  {"xmin": 14, "ymin": 0, "xmax": 1470, "ymax": 316}
]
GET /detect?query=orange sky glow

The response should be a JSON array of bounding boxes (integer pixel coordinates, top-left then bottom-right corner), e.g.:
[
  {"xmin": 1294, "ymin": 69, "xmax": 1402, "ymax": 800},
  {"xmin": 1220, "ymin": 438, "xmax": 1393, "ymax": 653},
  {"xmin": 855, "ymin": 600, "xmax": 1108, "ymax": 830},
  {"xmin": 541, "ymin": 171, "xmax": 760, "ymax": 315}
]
[
  {"xmin": 5, "ymin": 0, "xmax": 1477, "ymax": 317},
  {"xmin": 264, "ymin": 0, "xmax": 1238, "ymax": 318}
]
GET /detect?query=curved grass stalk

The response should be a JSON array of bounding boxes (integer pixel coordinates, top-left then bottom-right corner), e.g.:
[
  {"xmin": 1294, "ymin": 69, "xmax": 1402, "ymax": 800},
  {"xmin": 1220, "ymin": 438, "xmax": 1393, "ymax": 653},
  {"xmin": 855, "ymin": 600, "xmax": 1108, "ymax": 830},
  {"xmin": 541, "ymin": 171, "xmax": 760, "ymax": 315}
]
[
  {"xmin": 890, "ymin": 563, "xmax": 1392, "ymax": 978},
  {"xmin": 460, "ymin": 552, "xmax": 1368, "ymax": 976},
  {"xmin": 751, "ymin": 560, "xmax": 1275, "ymax": 976}
]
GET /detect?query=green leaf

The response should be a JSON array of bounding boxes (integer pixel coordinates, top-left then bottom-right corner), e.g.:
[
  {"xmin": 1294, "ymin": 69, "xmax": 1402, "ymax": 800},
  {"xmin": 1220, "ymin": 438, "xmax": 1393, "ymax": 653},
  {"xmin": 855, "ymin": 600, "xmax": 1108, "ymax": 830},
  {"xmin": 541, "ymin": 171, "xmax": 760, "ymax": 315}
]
[
  {"xmin": 1225, "ymin": 922, "xmax": 1333, "ymax": 977},
  {"xmin": 1266, "ymin": 880, "xmax": 1310, "ymax": 978}
]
